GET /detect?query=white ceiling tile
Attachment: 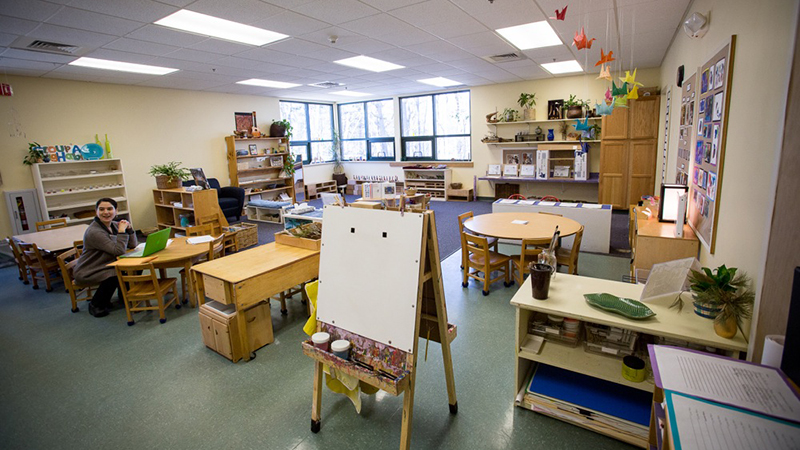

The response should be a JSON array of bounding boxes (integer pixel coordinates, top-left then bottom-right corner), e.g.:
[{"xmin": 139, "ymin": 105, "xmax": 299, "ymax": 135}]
[
  {"xmin": 298, "ymin": 26, "xmax": 365, "ymax": 46},
  {"xmin": 266, "ymin": 53, "xmax": 326, "ymax": 69},
  {"xmin": 0, "ymin": 33, "xmax": 17, "ymax": 47},
  {"xmin": 154, "ymin": 0, "xmax": 196, "ymax": 6},
  {"xmin": 0, "ymin": 15, "xmax": 44, "ymax": 35},
  {"xmin": 46, "ymin": 64, "xmax": 157, "ymax": 81},
  {"xmin": 164, "ymin": 70, "xmax": 242, "ymax": 84},
  {"xmin": 293, "ymin": 0, "xmax": 379, "ymax": 25},
  {"xmin": 126, "ymin": 24, "xmax": 208, "ymax": 47},
  {"xmin": 302, "ymin": 47, "xmax": 359, "ymax": 62},
  {"xmin": 617, "ymin": 1, "xmax": 688, "ymax": 35},
  {"xmin": 403, "ymin": 41, "xmax": 475, "ymax": 62},
  {"xmin": 389, "ymin": 55, "xmax": 437, "ymax": 68},
  {"xmin": 264, "ymin": 38, "xmax": 330, "ymax": 55},
  {"xmin": 505, "ymin": 64, "xmax": 550, "ymax": 79},
  {"xmin": 65, "ymin": 0, "xmax": 179, "ymax": 23},
  {"xmin": 250, "ymin": 11, "xmax": 330, "ymax": 35},
  {"xmin": 187, "ymin": 38, "xmax": 254, "ymax": 56},
  {"xmin": 102, "ymin": 37, "xmax": 180, "ymax": 56},
  {"xmin": 525, "ymin": 45, "xmax": 577, "ymax": 63},
  {"xmin": 0, "ymin": 66, "xmax": 50, "ymax": 77},
  {"xmin": 0, "ymin": 0, "xmax": 62, "ymax": 22},
  {"xmin": 211, "ymin": 56, "xmax": 284, "ymax": 72},
  {"xmin": 82, "ymin": 48, "xmax": 160, "ymax": 65},
  {"xmin": 0, "ymin": 56, "xmax": 60, "ymax": 70},
  {"xmin": 449, "ymin": 0, "xmax": 547, "ymax": 30},
  {"xmin": 183, "ymin": 0, "xmax": 284, "ymax": 25},
  {"xmin": 0, "ymin": 47, "xmax": 74, "ymax": 63},
  {"xmin": 46, "ymin": 7, "xmax": 145, "ymax": 37},
  {"xmin": 136, "ymin": 76, "xmax": 228, "ymax": 90},
  {"xmin": 334, "ymin": 39, "xmax": 394, "ymax": 55},
  {"xmin": 376, "ymin": 28, "xmax": 439, "ymax": 47},
  {"xmin": 367, "ymin": 47, "xmax": 423, "ymax": 63},
  {"xmin": 340, "ymin": 13, "xmax": 413, "ymax": 38},
  {"xmin": 29, "ymin": 23, "xmax": 118, "ymax": 48},
  {"xmin": 163, "ymin": 48, "xmax": 226, "ymax": 63},
  {"xmin": 447, "ymin": 57, "xmax": 498, "ymax": 72},
  {"xmin": 361, "ymin": 0, "xmax": 427, "ymax": 12}
]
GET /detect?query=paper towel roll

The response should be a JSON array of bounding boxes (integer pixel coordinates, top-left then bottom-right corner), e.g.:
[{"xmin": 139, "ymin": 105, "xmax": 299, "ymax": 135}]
[{"xmin": 762, "ymin": 334, "xmax": 785, "ymax": 368}]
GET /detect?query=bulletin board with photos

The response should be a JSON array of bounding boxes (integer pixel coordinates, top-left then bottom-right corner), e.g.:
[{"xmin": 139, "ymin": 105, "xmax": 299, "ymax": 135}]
[
  {"xmin": 689, "ymin": 36, "xmax": 736, "ymax": 253},
  {"xmin": 502, "ymin": 148, "xmax": 537, "ymax": 178},
  {"xmin": 675, "ymin": 73, "xmax": 696, "ymax": 186}
]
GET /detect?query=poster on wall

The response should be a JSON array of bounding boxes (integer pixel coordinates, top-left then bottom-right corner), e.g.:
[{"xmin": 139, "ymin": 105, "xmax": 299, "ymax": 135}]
[
  {"xmin": 688, "ymin": 36, "xmax": 736, "ymax": 253},
  {"xmin": 675, "ymin": 73, "xmax": 696, "ymax": 186}
]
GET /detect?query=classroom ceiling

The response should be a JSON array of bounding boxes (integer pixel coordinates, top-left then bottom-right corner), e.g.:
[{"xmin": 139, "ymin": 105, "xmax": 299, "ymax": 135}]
[{"xmin": 0, "ymin": 0, "xmax": 691, "ymax": 101}]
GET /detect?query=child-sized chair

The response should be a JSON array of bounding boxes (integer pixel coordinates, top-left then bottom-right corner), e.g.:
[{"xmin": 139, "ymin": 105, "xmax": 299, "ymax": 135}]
[
  {"xmin": 461, "ymin": 232, "xmax": 512, "ymax": 296},
  {"xmin": 57, "ymin": 248, "xmax": 96, "ymax": 313},
  {"xmin": 115, "ymin": 261, "xmax": 179, "ymax": 325}
]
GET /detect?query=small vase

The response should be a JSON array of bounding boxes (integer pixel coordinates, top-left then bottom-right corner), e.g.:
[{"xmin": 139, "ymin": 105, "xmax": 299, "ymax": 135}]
[
  {"xmin": 547, "ymin": 129, "xmax": 554, "ymax": 141},
  {"xmin": 693, "ymin": 296, "xmax": 721, "ymax": 319},
  {"xmin": 714, "ymin": 316, "xmax": 738, "ymax": 339}
]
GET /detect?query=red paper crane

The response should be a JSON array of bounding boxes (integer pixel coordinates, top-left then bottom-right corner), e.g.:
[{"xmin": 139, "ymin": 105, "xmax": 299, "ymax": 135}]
[
  {"xmin": 595, "ymin": 48, "xmax": 615, "ymax": 66},
  {"xmin": 572, "ymin": 27, "xmax": 595, "ymax": 50},
  {"xmin": 550, "ymin": 6, "xmax": 568, "ymax": 20}
]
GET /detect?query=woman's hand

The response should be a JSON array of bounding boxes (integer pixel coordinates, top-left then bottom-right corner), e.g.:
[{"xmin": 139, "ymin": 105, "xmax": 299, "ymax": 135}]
[{"xmin": 117, "ymin": 220, "xmax": 129, "ymax": 233}]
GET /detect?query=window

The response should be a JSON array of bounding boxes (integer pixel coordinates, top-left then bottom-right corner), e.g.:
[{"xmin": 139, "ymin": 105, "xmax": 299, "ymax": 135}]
[
  {"xmin": 337, "ymin": 99, "xmax": 395, "ymax": 161},
  {"xmin": 400, "ymin": 91, "xmax": 470, "ymax": 161},
  {"xmin": 279, "ymin": 101, "xmax": 334, "ymax": 164}
]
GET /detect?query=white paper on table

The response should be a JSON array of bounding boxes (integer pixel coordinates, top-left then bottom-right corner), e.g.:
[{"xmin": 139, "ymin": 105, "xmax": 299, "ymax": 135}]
[
  {"xmin": 517, "ymin": 200, "xmax": 537, "ymax": 205},
  {"xmin": 580, "ymin": 204, "xmax": 602, "ymax": 209},
  {"xmin": 667, "ymin": 391, "xmax": 800, "ymax": 450},
  {"xmin": 166, "ymin": 239, "xmax": 173, "ymax": 247},
  {"xmin": 558, "ymin": 202, "xmax": 579, "ymax": 207},
  {"xmin": 537, "ymin": 201, "xmax": 556, "ymax": 206},
  {"xmin": 640, "ymin": 258, "xmax": 699, "ymax": 301},
  {"xmin": 651, "ymin": 345, "xmax": 800, "ymax": 422},
  {"xmin": 187, "ymin": 235, "xmax": 214, "ymax": 245},
  {"xmin": 498, "ymin": 199, "xmax": 518, "ymax": 204},
  {"xmin": 511, "ymin": 220, "xmax": 528, "ymax": 225}
]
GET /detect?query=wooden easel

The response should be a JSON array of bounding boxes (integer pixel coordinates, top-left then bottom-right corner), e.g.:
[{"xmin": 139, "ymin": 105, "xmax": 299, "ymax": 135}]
[{"xmin": 301, "ymin": 209, "xmax": 457, "ymax": 450}]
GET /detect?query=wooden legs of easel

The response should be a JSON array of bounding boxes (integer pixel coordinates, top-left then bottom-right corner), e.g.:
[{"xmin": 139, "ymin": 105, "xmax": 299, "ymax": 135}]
[{"xmin": 311, "ymin": 360, "xmax": 323, "ymax": 433}]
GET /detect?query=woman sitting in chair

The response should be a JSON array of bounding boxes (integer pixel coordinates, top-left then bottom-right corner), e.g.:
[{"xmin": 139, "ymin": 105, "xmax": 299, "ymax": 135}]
[{"xmin": 74, "ymin": 198, "xmax": 138, "ymax": 318}]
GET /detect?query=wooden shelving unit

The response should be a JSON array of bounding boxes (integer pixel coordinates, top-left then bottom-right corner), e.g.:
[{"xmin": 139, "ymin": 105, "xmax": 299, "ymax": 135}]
[
  {"xmin": 152, "ymin": 188, "xmax": 227, "ymax": 234},
  {"xmin": 225, "ymin": 136, "xmax": 296, "ymax": 204},
  {"xmin": 402, "ymin": 168, "xmax": 452, "ymax": 201},
  {"xmin": 304, "ymin": 180, "xmax": 337, "ymax": 200},
  {"xmin": 31, "ymin": 159, "xmax": 130, "ymax": 225}
]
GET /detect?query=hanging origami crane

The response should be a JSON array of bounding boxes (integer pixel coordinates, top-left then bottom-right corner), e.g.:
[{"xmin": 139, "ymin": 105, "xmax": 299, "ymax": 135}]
[
  {"xmin": 572, "ymin": 27, "xmax": 596, "ymax": 50},
  {"xmin": 596, "ymin": 101, "xmax": 615, "ymax": 116},
  {"xmin": 574, "ymin": 117, "xmax": 591, "ymax": 131},
  {"xmin": 550, "ymin": 5, "xmax": 567, "ymax": 20},
  {"xmin": 627, "ymin": 84, "xmax": 640, "ymax": 100},
  {"xmin": 596, "ymin": 64, "xmax": 611, "ymax": 81},
  {"xmin": 611, "ymin": 80, "xmax": 628, "ymax": 97},
  {"xmin": 614, "ymin": 95, "xmax": 629, "ymax": 108},
  {"xmin": 604, "ymin": 87, "xmax": 613, "ymax": 102},
  {"xmin": 619, "ymin": 68, "xmax": 643, "ymax": 87},
  {"xmin": 594, "ymin": 48, "xmax": 615, "ymax": 66}
]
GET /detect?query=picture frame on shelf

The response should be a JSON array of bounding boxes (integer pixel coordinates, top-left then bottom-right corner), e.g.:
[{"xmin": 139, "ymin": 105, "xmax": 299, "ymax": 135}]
[
  {"xmin": 519, "ymin": 165, "xmax": 535, "ymax": 177},
  {"xmin": 503, "ymin": 164, "xmax": 518, "ymax": 177},
  {"xmin": 487, "ymin": 164, "xmax": 501, "ymax": 177},
  {"xmin": 552, "ymin": 165, "xmax": 570, "ymax": 178},
  {"xmin": 270, "ymin": 156, "xmax": 283, "ymax": 167},
  {"xmin": 248, "ymin": 144, "xmax": 258, "ymax": 155},
  {"xmin": 234, "ymin": 111, "xmax": 256, "ymax": 134},
  {"xmin": 190, "ymin": 168, "xmax": 210, "ymax": 190},
  {"xmin": 236, "ymin": 149, "xmax": 248, "ymax": 157},
  {"xmin": 547, "ymin": 100, "xmax": 564, "ymax": 120}
]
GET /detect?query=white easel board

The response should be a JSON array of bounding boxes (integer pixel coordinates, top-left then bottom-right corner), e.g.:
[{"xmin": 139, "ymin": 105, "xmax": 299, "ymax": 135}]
[{"xmin": 317, "ymin": 206, "xmax": 425, "ymax": 353}]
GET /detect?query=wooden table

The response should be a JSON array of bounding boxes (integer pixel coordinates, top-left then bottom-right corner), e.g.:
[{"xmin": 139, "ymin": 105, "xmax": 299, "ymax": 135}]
[
  {"xmin": 108, "ymin": 237, "xmax": 209, "ymax": 305},
  {"xmin": 13, "ymin": 224, "xmax": 89, "ymax": 252},
  {"xmin": 632, "ymin": 206, "xmax": 699, "ymax": 273},
  {"xmin": 191, "ymin": 242, "xmax": 320, "ymax": 361},
  {"xmin": 463, "ymin": 212, "xmax": 582, "ymax": 241}
]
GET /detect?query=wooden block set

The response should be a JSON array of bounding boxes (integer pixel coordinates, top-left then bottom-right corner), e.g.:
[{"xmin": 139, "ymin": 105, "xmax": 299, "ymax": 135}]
[{"xmin": 304, "ymin": 180, "xmax": 337, "ymax": 200}]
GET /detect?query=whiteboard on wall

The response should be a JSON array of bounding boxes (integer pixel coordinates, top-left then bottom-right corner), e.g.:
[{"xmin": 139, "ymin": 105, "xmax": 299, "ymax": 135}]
[{"xmin": 316, "ymin": 206, "xmax": 425, "ymax": 353}]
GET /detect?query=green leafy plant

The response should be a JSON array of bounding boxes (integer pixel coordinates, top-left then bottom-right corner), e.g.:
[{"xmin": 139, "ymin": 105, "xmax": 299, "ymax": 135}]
[
  {"xmin": 563, "ymin": 94, "xmax": 586, "ymax": 108},
  {"xmin": 500, "ymin": 108, "xmax": 518, "ymax": 122},
  {"xmin": 283, "ymin": 157, "xmax": 296, "ymax": 177},
  {"xmin": 332, "ymin": 131, "xmax": 344, "ymax": 174},
  {"xmin": 517, "ymin": 92, "xmax": 537, "ymax": 109},
  {"xmin": 148, "ymin": 161, "xmax": 190, "ymax": 181},
  {"xmin": 688, "ymin": 265, "xmax": 755, "ymax": 329},
  {"xmin": 23, "ymin": 142, "xmax": 45, "ymax": 165},
  {"xmin": 272, "ymin": 119, "xmax": 293, "ymax": 139}
]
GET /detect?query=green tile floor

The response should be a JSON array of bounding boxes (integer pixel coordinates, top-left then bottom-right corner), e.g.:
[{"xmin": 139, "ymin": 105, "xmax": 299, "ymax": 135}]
[{"xmin": 0, "ymin": 248, "xmax": 636, "ymax": 450}]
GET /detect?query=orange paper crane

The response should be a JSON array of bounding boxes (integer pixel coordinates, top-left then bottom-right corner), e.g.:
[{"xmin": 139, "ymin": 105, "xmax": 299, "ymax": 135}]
[
  {"xmin": 572, "ymin": 27, "xmax": 596, "ymax": 50},
  {"xmin": 550, "ymin": 6, "xmax": 567, "ymax": 20},
  {"xmin": 595, "ymin": 48, "xmax": 615, "ymax": 67},
  {"xmin": 596, "ymin": 64, "xmax": 611, "ymax": 81}
]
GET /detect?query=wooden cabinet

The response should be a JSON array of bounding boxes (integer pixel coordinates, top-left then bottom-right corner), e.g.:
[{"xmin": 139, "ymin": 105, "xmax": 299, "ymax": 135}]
[
  {"xmin": 600, "ymin": 97, "xmax": 660, "ymax": 209},
  {"xmin": 198, "ymin": 300, "xmax": 273, "ymax": 362},
  {"xmin": 152, "ymin": 188, "xmax": 227, "ymax": 234},
  {"xmin": 403, "ymin": 168, "xmax": 452, "ymax": 200},
  {"xmin": 225, "ymin": 136, "xmax": 296, "ymax": 205}
]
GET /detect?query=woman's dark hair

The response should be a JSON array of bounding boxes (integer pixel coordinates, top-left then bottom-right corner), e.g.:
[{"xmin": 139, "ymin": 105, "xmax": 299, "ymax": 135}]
[{"xmin": 96, "ymin": 197, "xmax": 118, "ymax": 209}]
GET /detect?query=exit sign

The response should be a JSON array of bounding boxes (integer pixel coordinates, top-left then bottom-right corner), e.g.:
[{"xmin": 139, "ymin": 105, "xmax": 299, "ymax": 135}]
[{"xmin": 0, "ymin": 83, "xmax": 13, "ymax": 96}]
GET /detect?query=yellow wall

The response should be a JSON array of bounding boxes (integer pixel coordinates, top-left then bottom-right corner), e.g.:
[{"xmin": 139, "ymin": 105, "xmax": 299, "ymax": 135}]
[{"xmin": 658, "ymin": 0, "xmax": 798, "ymax": 346}]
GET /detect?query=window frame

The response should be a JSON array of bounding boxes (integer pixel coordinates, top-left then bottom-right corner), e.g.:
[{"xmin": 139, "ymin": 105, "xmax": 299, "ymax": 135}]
[
  {"xmin": 280, "ymin": 100, "xmax": 335, "ymax": 164},
  {"xmin": 337, "ymin": 98, "xmax": 395, "ymax": 162},
  {"xmin": 400, "ymin": 90, "xmax": 471, "ymax": 162}
]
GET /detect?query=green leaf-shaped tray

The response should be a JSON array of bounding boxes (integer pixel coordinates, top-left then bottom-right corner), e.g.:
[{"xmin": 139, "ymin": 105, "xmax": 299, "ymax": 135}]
[{"xmin": 584, "ymin": 293, "xmax": 656, "ymax": 320}]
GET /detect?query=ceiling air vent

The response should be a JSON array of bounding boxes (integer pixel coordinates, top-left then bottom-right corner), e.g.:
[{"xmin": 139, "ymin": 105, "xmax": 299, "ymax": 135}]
[
  {"xmin": 10, "ymin": 37, "xmax": 89, "ymax": 56},
  {"xmin": 482, "ymin": 52, "xmax": 526, "ymax": 63},
  {"xmin": 309, "ymin": 81, "xmax": 345, "ymax": 89}
]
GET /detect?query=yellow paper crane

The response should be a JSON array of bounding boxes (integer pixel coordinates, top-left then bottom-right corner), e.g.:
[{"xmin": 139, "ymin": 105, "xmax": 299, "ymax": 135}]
[
  {"xmin": 619, "ymin": 68, "xmax": 643, "ymax": 87},
  {"xmin": 627, "ymin": 84, "xmax": 640, "ymax": 100}
]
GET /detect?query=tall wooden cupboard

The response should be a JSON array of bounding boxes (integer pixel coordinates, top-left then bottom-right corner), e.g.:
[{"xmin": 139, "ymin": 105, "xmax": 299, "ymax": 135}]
[{"xmin": 599, "ymin": 97, "xmax": 661, "ymax": 209}]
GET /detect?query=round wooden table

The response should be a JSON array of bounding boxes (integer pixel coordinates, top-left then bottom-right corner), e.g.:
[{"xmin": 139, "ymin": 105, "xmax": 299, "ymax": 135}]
[{"xmin": 463, "ymin": 212, "xmax": 582, "ymax": 241}]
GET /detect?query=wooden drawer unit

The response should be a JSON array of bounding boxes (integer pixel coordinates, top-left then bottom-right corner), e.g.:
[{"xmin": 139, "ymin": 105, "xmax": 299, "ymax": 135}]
[{"xmin": 198, "ymin": 300, "xmax": 273, "ymax": 362}]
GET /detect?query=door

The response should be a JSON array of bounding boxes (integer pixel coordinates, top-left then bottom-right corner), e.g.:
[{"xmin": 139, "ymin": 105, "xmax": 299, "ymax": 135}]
[
  {"xmin": 629, "ymin": 98, "xmax": 660, "ymax": 139},
  {"xmin": 599, "ymin": 141, "xmax": 628, "ymax": 208},
  {"xmin": 5, "ymin": 189, "xmax": 43, "ymax": 235},
  {"xmin": 199, "ymin": 313, "xmax": 216, "ymax": 351},
  {"xmin": 601, "ymin": 107, "xmax": 628, "ymax": 140},
  {"xmin": 212, "ymin": 319, "xmax": 233, "ymax": 360},
  {"xmin": 628, "ymin": 140, "xmax": 658, "ymax": 205}
]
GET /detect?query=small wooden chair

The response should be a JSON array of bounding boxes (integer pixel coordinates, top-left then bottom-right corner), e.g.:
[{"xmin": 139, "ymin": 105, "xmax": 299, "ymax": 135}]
[
  {"xmin": 115, "ymin": 261, "xmax": 179, "ymax": 325},
  {"xmin": 57, "ymin": 248, "xmax": 96, "ymax": 313},
  {"xmin": 538, "ymin": 212, "xmax": 562, "ymax": 216},
  {"xmin": 6, "ymin": 237, "xmax": 29, "ymax": 284},
  {"xmin": 35, "ymin": 218, "xmax": 67, "ymax": 231},
  {"xmin": 457, "ymin": 211, "xmax": 498, "ymax": 269},
  {"xmin": 510, "ymin": 238, "xmax": 551, "ymax": 285},
  {"xmin": 18, "ymin": 242, "xmax": 61, "ymax": 291},
  {"xmin": 197, "ymin": 213, "xmax": 236, "ymax": 254},
  {"xmin": 73, "ymin": 240, "xmax": 84, "ymax": 257},
  {"xmin": 557, "ymin": 226, "xmax": 584, "ymax": 275},
  {"xmin": 180, "ymin": 224, "xmax": 224, "ymax": 300},
  {"xmin": 461, "ymin": 232, "xmax": 512, "ymax": 296}
]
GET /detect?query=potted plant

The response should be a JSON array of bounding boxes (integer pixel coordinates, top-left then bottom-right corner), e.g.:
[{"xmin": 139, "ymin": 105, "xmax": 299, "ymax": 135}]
[
  {"xmin": 23, "ymin": 142, "xmax": 46, "ymax": 165},
  {"xmin": 563, "ymin": 95, "xmax": 586, "ymax": 119},
  {"xmin": 688, "ymin": 265, "xmax": 755, "ymax": 338},
  {"xmin": 148, "ymin": 161, "xmax": 190, "ymax": 189},
  {"xmin": 517, "ymin": 93, "xmax": 537, "ymax": 120},
  {"xmin": 501, "ymin": 108, "xmax": 518, "ymax": 122},
  {"xmin": 583, "ymin": 123, "xmax": 602, "ymax": 140},
  {"xmin": 270, "ymin": 119, "xmax": 293, "ymax": 139},
  {"xmin": 281, "ymin": 157, "xmax": 296, "ymax": 179}
]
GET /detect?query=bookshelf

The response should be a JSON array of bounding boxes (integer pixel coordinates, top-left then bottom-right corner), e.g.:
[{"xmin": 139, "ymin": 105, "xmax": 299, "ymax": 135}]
[
  {"xmin": 152, "ymin": 188, "xmax": 227, "ymax": 234},
  {"xmin": 225, "ymin": 136, "xmax": 296, "ymax": 204},
  {"xmin": 402, "ymin": 168, "xmax": 452, "ymax": 201}
]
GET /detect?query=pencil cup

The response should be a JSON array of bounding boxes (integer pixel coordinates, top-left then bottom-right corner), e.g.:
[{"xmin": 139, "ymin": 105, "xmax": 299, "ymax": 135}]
[
  {"xmin": 311, "ymin": 332, "xmax": 330, "ymax": 352},
  {"xmin": 622, "ymin": 355, "xmax": 646, "ymax": 382},
  {"xmin": 531, "ymin": 263, "xmax": 554, "ymax": 300},
  {"xmin": 331, "ymin": 340, "xmax": 351, "ymax": 360}
]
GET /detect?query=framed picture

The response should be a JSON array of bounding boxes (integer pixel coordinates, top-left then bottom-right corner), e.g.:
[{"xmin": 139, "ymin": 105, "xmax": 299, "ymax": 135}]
[
  {"xmin": 548, "ymin": 99, "xmax": 564, "ymax": 120},
  {"xmin": 695, "ymin": 141, "xmax": 704, "ymax": 164},
  {"xmin": 707, "ymin": 172, "xmax": 717, "ymax": 198},
  {"xmin": 704, "ymin": 142, "xmax": 712, "ymax": 163},
  {"xmin": 688, "ymin": 101, "xmax": 694, "ymax": 126},
  {"xmin": 190, "ymin": 168, "xmax": 210, "ymax": 190},
  {"xmin": 521, "ymin": 152, "xmax": 534, "ymax": 165},
  {"xmin": 236, "ymin": 149, "xmax": 248, "ymax": 156},
  {"xmin": 711, "ymin": 124, "xmax": 720, "ymax": 165},
  {"xmin": 699, "ymin": 98, "xmax": 706, "ymax": 114},
  {"xmin": 248, "ymin": 144, "xmax": 258, "ymax": 155},
  {"xmin": 519, "ymin": 165, "xmax": 535, "ymax": 177},
  {"xmin": 487, "ymin": 164, "xmax": 501, "ymax": 176},
  {"xmin": 505, "ymin": 153, "xmax": 520, "ymax": 165},
  {"xmin": 503, "ymin": 164, "xmax": 518, "ymax": 177},
  {"xmin": 704, "ymin": 96, "xmax": 713, "ymax": 122},
  {"xmin": 697, "ymin": 117, "xmax": 704, "ymax": 136},
  {"xmin": 701, "ymin": 69, "xmax": 709, "ymax": 94},
  {"xmin": 708, "ymin": 65, "xmax": 715, "ymax": 91},
  {"xmin": 270, "ymin": 156, "xmax": 283, "ymax": 167},
  {"xmin": 553, "ymin": 165, "xmax": 570, "ymax": 178},
  {"xmin": 712, "ymin": 92, "xmax": 724, "ymax": 121},
  {"xmin": 234, "ymin": 111, "xmax": 256, "ymax": 134},
  {"xmin": 714, "ymin": 58, "xmax": 726, "ymax": 89}
]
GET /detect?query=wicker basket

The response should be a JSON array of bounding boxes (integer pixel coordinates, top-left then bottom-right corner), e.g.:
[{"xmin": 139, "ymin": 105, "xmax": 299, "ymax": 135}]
[
  {"xmin": 225, "ymin": 222, "xmax": 258, "ymax": 251},
  {"xmin": 155, "ymin": 175, "xmax": 180, "ymax": 189}
]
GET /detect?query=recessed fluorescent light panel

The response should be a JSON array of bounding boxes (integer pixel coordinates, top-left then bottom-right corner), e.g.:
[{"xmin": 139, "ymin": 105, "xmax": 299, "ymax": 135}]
[
  {"xmin": 237, "ymin": 79, "xmax": 301, "ymax": 89},
  {"xmin": 496, "ymin": 21, "xmax": 561, "ymax": 50},
  {"xmin": 333, "ymin": 55, "xmax": 404, "ymax": 73},
  {"xmin": 331, "ymin": 90, "xmax": 369, "ymax": 97},
  {"xmin": 155, "ymin": 10, "xmax": 287, "ymax": 46},
  {"xmin": 418, "ymin": 77, "xmax": 462, "ymax": 87},
  {"xmin": 68, "ymin": 57, "xmax": 178, "ymax": 75},
  {"xmin": 541, "ymin": 60, "xmax": 583, "ymax": 74}
]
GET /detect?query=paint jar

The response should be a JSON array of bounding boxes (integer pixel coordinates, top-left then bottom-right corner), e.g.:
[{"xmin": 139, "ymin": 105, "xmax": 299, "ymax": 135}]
[
  {"xmin": 311, "ymin": 332, "xmax": 330, "ymax": 352},
  {"xmin": 622, "ymin": 355, "xmax": 646, "ymax": 382},
  {"xmin": 331, "ymin": 340, "xmax": 351, "ymax": 360},
  {"xmin": 562, "ymin": 318, "xmax": 581, "ymax": 338}
]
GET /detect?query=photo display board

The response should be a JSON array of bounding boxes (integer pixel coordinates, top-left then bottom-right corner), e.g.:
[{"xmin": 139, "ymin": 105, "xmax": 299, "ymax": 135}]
[
  {"xmin": 688, "ymin": 36, "xmax": 736, "ymax": 253},
  {"xmin": 675, "ymin": 73, "xmax": 696, "ymax": 186}
]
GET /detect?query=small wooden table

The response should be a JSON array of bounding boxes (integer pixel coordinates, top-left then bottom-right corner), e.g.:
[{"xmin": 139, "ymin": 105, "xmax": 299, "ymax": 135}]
[
  {"xmin": 463, "ymin": 212, "xmax": 582, "ymax": 241},
  {"xmin": 108, "ymin": 237, "xmax": 210, "ymax": 305},
  {"xmin": 191, "ymin": 242, "xmax": 320, "ymax": 361},
  {"xmin": 632, "ymin": 206, "xmax": 699, "ymax": 274},
  {"xmin": 14, "ymin": 224, "xmax": 89, "ymax": 252}
]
